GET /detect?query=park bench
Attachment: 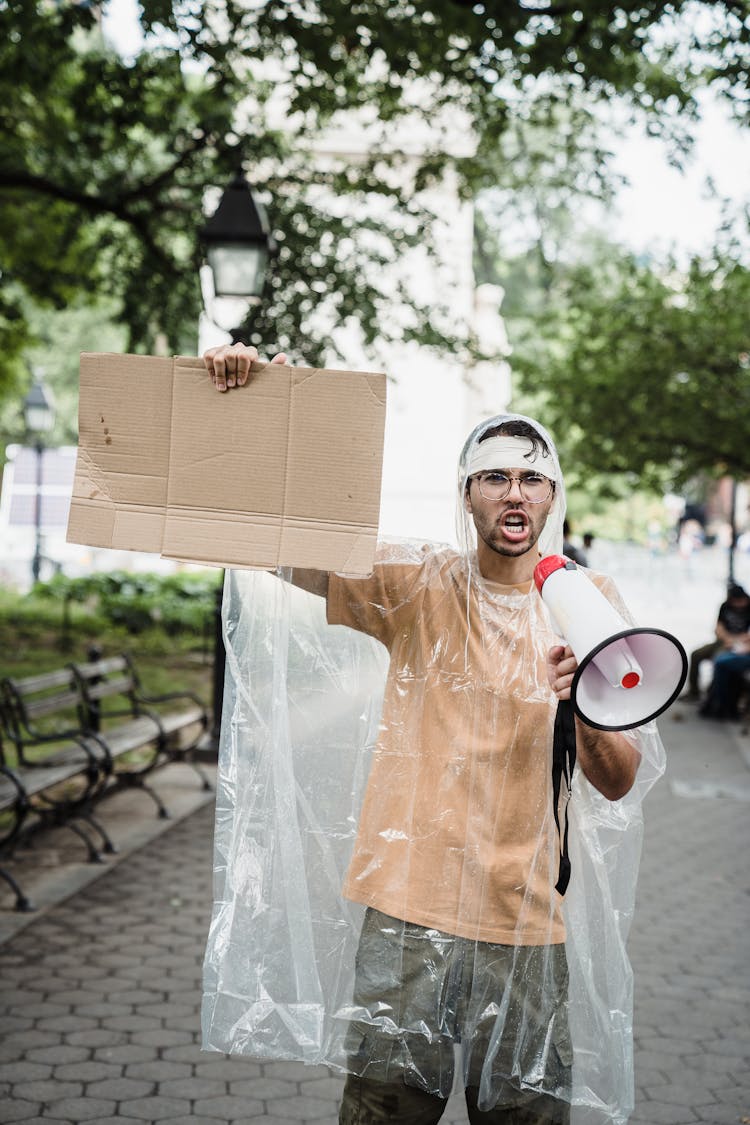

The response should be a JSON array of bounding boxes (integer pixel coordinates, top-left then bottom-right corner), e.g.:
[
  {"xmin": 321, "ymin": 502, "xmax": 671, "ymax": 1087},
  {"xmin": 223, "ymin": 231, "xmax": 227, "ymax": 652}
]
[
  {"xmin": 0, "ymin": 653, "xmax": 209, "ymax": 912},
  {"xmin": 70, "ymin": 652, "xmax": 211, "ymax": 809},
  {"xmin": 0, "ymin": 666, "xmax": 112, "ymax": 911}
]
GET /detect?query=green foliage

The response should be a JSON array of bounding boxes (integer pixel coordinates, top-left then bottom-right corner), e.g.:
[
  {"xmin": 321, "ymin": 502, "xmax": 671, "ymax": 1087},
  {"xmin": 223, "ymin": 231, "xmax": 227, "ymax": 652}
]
[
  {"xmin": 506, "ymin": 242, "xmax": 750, "ymax": 492},
  {"xmin": 1, "ymin": 0, "xmax": 748, "ymax": 410},
  {"xmin": 0, "ymin": 582, "xmax": 104, "ymax": 634},
  {"xmin": 0, "ymin": 0, "xmax": 462, "ymax": 406},
  {"xmin": 245, "ymin": 0, "xmax": 746, "ymax": 132},
  {"xmin": 34, "ymin": 569, "xmax": 218, "ymax": 637},
  {"xmin": 1, "ymin": 3, "xmax": 208, "ymax": 349}
]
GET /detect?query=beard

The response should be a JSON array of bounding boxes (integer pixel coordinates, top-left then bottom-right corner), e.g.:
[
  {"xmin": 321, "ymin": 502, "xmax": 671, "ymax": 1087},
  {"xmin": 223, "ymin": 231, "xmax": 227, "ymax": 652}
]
[{"xmin": 473, "ymin": 508, "xmax": 545, "ymax": 557}]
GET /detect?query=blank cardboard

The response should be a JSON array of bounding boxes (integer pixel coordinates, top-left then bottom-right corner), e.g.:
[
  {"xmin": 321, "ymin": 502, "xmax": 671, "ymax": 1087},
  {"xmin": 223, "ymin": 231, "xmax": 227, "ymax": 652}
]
[{"xmin": 67, "ymin": 353, "xmax": 387, "ymax": 574}]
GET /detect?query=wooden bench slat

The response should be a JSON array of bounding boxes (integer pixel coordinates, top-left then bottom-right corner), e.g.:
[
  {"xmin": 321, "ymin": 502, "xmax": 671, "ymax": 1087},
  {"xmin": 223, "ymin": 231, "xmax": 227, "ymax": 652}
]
[
  {"xmin": 22, "ymin": 691, "xmax": 82, "ymax": 719},
  {"xmin": 1, "ymin": 755, "xmax": 94, "ymax": 802},
  {"xmin": 97, "ymin": 708, "xmax": 204, "ymax": 752},
  {"xmin": 74, "ymin": 656, "xmax": 128, "ymax": 679},
  {"xmin": 76, "ymin": 707, "xmax": 204, "ymax": 765},
  {"xmin": 6, "ymin": 669, "xmax": 75, "ymax": 694},
  {"xmin": 158, "ymin": 706, "xmax": 204, "ymax": 733},
  {"xmin": 13, "ymin": 764, "xmax": 94, "ymax": 798},
  {"xmin": 96, "ymin": 717, "xmax": 163, "ymax": 755},
  {"xmin": 84, "ymin": 677, "xmax": 135, "ymax": 702}
]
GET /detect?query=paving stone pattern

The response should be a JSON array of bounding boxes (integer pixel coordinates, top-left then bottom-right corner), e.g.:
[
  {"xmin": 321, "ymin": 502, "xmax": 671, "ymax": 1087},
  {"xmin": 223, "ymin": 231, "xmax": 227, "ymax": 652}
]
[
  {"xmin": 0, "ymin": 702, "xmax": 748, "ymax": 1124},
  {"xmin": 626, "ymin": 707, "xmax": 750, "ymax": 1125}
]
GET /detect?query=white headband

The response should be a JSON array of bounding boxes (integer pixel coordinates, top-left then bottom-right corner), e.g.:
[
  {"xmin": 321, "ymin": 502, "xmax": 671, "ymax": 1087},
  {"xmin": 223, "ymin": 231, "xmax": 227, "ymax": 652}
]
[{"xmin": 467, "ymin": 435, "xmax": 557, "ymax": 480}]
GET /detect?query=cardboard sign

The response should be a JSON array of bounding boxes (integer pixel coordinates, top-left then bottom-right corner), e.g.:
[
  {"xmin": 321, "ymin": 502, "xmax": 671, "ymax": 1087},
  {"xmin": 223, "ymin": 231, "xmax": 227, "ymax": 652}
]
[{"xmin": 66, "ymin": 353, "xmax": 387, "ymax": 575}]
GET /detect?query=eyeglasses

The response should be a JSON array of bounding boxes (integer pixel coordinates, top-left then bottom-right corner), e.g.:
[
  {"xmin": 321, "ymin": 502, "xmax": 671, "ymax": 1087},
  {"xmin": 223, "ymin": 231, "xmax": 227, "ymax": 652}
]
[{"xmin": 472, "ymin": 471, "xmax": 554, "ymax": 504}]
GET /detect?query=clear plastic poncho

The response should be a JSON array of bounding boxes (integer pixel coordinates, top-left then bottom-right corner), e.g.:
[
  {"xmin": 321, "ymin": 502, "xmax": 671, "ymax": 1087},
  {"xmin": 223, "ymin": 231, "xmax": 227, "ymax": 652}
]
[{"xmin": 202, "ymin": 413, "xmax": 666, "ymax": 1123}]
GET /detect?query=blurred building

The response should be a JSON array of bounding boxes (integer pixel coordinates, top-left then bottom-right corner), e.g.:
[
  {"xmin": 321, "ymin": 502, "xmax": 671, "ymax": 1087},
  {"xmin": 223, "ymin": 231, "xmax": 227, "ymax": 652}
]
[{"xmin": 0, "ymin": 444, "xmax": 175, "ymax": 592}]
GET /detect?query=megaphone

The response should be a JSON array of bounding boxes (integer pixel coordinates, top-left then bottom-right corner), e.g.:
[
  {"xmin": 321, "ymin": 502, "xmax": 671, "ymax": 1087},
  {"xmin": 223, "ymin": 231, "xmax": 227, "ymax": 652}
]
[{"xmin": 534, "ymin": 555, "xmax": 687, "ymax": 731}]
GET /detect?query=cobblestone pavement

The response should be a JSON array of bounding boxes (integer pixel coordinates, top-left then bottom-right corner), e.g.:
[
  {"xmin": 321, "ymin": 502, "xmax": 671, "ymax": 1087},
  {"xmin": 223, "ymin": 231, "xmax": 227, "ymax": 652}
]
[
  {"xmin": 1, "ymin": 699, "xmax": 748, "ymax": 1124},
  {"xmin": 626, "ymin": 701, "xmax": 750, "ymax": 1125}
]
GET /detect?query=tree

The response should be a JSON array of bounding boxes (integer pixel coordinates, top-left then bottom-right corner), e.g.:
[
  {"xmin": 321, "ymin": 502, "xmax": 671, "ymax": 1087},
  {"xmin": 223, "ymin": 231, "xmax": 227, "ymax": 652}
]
[
  {"xmin": 1, "ymin": 0, "xmax": 748, "ymax": 407},
  {"xmin": 0, "ymin": 300, "xmax": 127, "ymax": 453},
  {"xmin": 507, "ymin": 243, "xmax": 750, "ymax": 493},
  {"xmin": 0, "ymin": 0, "xmax": 462, "ymax": 402}
]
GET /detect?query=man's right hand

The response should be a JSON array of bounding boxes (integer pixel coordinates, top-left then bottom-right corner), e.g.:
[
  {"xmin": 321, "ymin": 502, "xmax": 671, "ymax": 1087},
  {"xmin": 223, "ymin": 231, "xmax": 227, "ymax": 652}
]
[{"xmin": 203, "ymin": 343, "xmax": 288, "ymax": 391}]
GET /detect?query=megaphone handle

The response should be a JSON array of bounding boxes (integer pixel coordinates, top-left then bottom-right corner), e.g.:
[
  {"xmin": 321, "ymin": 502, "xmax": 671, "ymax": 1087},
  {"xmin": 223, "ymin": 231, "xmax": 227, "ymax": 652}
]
[{"xmin": 553, "ymin": 699, "xmax": 577, "ymax": 896}]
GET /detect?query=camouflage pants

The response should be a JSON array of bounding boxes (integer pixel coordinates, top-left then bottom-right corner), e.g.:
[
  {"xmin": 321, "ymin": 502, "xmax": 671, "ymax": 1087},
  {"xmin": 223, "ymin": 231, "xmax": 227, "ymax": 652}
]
[
  {"xmin": 339, "ymin": 1075, "xmax": 570, "ymax": 1124},
  {"xmin": 339, "ymin": 908, "xmax": 572, "ymax": 1125}
]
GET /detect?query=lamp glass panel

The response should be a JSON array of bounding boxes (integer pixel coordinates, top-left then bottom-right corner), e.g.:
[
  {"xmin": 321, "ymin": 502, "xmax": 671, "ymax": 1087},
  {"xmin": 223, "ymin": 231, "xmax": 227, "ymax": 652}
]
[
  {"xmin": 24, "ymin": 402, "xmax": 54, "ymax": 433},
  {"xmin": 208, "ymin": 244, "xmax": 267, "ymax": 298}
]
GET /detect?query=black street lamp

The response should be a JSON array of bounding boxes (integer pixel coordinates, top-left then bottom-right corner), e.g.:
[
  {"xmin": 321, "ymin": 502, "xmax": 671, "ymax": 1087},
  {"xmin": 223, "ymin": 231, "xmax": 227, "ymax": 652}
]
[
  {"xmin": 200, "ymin": 171, "xmax": 275, "ymax": 746},
  {"xmin": 201, "ymin": 170, "xmax": 276, "ymax": 343},
  {"xmin": 22, "ymin": 373, "xmax": 55, "ymax": 585}
]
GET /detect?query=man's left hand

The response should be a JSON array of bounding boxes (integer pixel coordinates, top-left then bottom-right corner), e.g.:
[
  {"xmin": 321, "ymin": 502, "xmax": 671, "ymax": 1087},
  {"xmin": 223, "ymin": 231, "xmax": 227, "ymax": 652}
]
[
  {"xmin": 547, "ymin": 644, "xmax": 578, "ymax": 700},
  {"xmin": 549, "ymin": 644, "xmax": 642, "ymax": 799}
]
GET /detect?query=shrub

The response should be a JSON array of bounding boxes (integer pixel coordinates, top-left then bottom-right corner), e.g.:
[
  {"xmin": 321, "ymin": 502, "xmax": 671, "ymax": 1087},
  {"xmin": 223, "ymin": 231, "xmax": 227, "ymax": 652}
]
[{"xmin": 33, "ymin": 569, "xmax": 219, "ymax": 637}]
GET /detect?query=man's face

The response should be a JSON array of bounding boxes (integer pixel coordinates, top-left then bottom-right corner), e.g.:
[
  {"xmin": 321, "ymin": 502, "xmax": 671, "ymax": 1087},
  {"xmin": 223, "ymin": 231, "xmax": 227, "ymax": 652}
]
[{"xmin": 466, "ymin": 468, "xmax": 555, "ymax": 559}]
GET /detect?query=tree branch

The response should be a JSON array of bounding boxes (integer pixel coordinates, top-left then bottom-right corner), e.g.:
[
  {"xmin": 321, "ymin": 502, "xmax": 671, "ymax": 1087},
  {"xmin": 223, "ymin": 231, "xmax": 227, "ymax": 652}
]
[
  {"xmin": 0, "ymin": 170, "xmax": 175, "ymax": 271},
  {"xmin": 0, "ymin": 170, "xmax": 120, "ymax": 217},
  {"xmin": 119, "ymin": 132, "xmax": 211, "ymax": 204}
]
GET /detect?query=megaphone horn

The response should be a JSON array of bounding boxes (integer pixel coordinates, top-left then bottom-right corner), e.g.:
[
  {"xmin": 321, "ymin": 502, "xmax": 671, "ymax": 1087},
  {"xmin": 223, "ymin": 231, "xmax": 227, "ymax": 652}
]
[{"xmin": 534, "ymin": 556, "xmax": 688, "ymax": 732}]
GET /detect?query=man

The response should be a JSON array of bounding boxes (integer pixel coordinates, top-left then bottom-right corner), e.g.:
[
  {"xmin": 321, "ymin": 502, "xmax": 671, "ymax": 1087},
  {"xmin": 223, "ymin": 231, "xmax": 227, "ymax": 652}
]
[
  {"xmin": 697, "ymin": 584, "xmax": 750, "ymax": 718},
  {"xmin": 686, "ymin": 584, "xmax": 750, "ymax": 705},
  {"xmin": 201, "ymin": 343, "xmax": 655, "ymax": 1125}
]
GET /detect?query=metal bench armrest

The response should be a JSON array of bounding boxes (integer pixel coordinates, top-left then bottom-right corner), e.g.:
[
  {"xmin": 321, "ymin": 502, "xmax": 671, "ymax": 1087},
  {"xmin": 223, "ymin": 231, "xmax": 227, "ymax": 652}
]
[{"xmin": 135, "ymin": 688, "xmax": 207, "ymax": 715}]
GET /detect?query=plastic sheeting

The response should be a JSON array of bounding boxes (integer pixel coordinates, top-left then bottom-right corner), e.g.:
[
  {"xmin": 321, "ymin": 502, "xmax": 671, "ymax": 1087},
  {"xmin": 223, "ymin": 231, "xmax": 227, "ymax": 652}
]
[{"xmin": 202, "ymin": 413, "xmax": 666, "ymax": 1124}]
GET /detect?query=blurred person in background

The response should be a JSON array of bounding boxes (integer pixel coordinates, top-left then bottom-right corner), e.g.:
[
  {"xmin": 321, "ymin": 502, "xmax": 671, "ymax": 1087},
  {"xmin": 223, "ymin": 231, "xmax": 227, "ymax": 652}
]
[{"xmin": 689, "ymin": 584, "xmax": 750, "ymax": 716}]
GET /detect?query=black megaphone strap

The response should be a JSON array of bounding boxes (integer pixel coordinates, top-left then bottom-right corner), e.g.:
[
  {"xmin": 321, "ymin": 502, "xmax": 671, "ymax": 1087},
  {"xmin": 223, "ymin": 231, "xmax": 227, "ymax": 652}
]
[{"xmin": 552, "ymin": 698, "xmax": 577, "ymax": 895}]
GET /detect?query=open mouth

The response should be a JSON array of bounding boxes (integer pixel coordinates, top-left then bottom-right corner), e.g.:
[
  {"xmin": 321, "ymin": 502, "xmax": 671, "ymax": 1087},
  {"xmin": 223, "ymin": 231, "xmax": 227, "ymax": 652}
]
[{"xmin": 498, "ymin": 509, "xmax": 530, "ymax": 543}]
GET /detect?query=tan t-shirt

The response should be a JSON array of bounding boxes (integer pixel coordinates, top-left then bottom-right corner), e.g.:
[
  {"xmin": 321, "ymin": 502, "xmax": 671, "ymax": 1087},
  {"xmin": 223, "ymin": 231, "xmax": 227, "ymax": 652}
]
[{"xmin": 327, "ymin": 548, "xmax": 565, "ymax": 945}]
